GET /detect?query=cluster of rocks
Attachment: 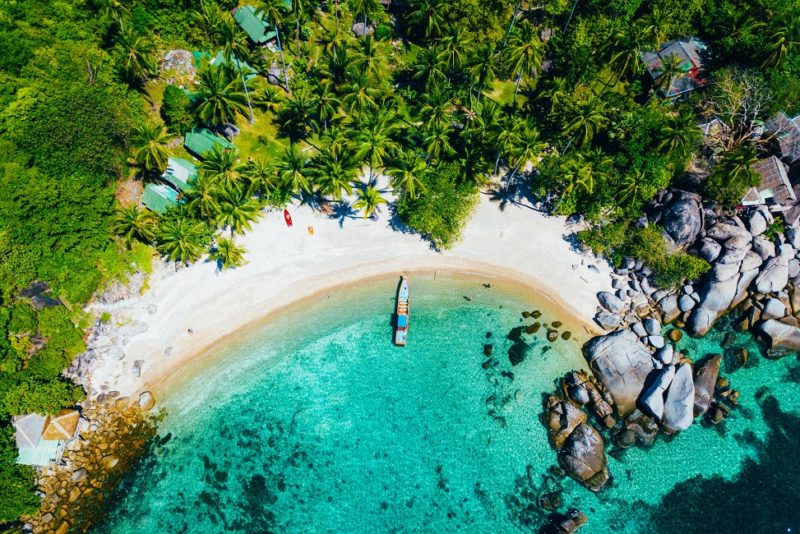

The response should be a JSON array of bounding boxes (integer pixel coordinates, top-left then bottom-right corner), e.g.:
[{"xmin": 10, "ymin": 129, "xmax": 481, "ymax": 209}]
[
  {"xmin": 24, "ymin": 393, "xmax": 158, "ymax": 533},
  {"xmin": 543, "ymin": 329, "xmax": 741, "ymax": 490},
  {"xmin": 541, "ymin": 509, "xmax": 588, "ymax": 534},
  {"xmin": 638, "ymin": 190, "xmax": 800, "ymax": 355},
  {"xmin": 159, "ymin": 49, "xmax": 196, "ymax": 85},
  {"xmin": 542, "ymin": 371, "xmax": 615, "ymax": 492}
]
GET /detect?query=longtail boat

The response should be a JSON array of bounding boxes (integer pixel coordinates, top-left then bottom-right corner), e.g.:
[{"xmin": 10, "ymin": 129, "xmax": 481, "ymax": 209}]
[{"xmin": 394, "ymin": 276, "xmax": 410, "ymax": 346}]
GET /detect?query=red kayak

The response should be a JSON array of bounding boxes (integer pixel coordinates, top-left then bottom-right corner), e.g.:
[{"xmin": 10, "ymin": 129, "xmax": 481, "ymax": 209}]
[{"xmin": 283, "ymin": 209, "xmax": 293, "ymax": 227}]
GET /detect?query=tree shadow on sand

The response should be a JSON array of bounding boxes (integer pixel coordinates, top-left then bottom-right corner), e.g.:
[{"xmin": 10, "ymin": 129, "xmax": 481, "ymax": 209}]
[
  {"xmin": 329, "ymin": 201, "xmax": 359, "ymax": 227},
  {"xmin": 641, "ymin": 392, "xmax": 800, "ymax": 534}
]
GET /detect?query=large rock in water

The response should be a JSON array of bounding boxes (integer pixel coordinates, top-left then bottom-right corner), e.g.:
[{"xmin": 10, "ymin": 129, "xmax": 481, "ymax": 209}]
[
  {"xmin": 638, "ymin": 365, "xmax": 676, "ymax": 421},
  {"xmin": 687, "ymin": 307, "xmax": 716, "ymax": 337},
  {"xmin": 583, "ymin": 329, "xmax": 653, "ymax": 416},
  {"xmin": 557, "ymin": 423, "xmax": 609, "ymax": 492},
  {"xmin": 660, "ymin": 190, "xmax": 703, "ymax": 250},
  {"xmin": 757, "ymin": 320, "xmax": 800, "ymax": 352},
  {"xmin": 693, "ymin": 355, "xmax": 721, "ymax": 416},
  {"xmin": 662, "ymin": 363, "xmax": 695, "ymax": 432},
  {"xmin": 544, "ymin": 396, "xmax": 587, "ymax": 450}
]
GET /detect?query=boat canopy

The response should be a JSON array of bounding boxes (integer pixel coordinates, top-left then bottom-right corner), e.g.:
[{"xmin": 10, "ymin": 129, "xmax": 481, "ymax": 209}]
[{"xmin": 398, "ymin": 315, "xmax": 408, "ymax": 327}]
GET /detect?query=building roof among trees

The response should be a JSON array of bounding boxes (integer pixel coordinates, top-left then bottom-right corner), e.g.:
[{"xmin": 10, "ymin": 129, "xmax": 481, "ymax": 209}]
[
  {"xmin": 767, "ymin": 112, "xmax": 800, "ymax": 163},
  {"xmin": 233, "ymin": 5, "xmax": 278, "ymax": 44},
  {"xmin": 41, "ymin": 410, "xmax": 80, "ymax": 441},
  {"xmin": 143, "ymin": 183, "xmax": 180, "ymax": 214},
  {"xmin": 162, "ymin": 157, "xmax": 197, "ymax": 192},
  {"xmin": 641, "ymin": 38, "xmax": 708, "ymax": 98},
  {"xmin": 741, "ymin": 156, "xmax": 794, "ymax": 207},
  {"xmin": 13, "ymin": 413, "xmax": 67, "ymax": 466},
  {"xmin": 184, "ymin": 128, "xmax": 235, "ymax": 158}
]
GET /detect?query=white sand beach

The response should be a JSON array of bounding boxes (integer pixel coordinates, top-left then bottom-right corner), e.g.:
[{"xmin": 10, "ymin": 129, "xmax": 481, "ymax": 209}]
[{"xmin": 87, "ymin": 186, "xmax": 614, "ymax": 398}]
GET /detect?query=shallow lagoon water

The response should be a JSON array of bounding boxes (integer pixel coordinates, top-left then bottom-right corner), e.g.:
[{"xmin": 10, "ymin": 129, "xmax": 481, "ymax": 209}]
[{"xmin": 97, "ymin": 276, "xmax": 800, "ymax": 533}]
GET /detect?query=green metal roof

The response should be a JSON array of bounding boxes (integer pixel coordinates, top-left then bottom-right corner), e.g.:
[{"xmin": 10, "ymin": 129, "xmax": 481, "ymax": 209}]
[
  {"xmin": 234, "ymin": 5, "xmax": 279, "ymax": 44},
  {"xmin": 162, "ymin": 157, "xmax": 197, "ymax": 192},
  {"xmin": 143, "ymin": 183, "xmax": 180, "ymax": 214},
  {"xmin": 184, "ymin": 128, "xmax": 235, "ymax": 159},
  {"xmin": 210, "ymin": 50, "xmax": 258, "ymax": 80}
]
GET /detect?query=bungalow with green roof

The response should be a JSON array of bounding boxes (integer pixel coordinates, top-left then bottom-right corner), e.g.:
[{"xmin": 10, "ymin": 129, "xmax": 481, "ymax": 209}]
[
  {"xmin": 234, "ymin": 4, "xmax": 290, "ymax": 45},
  {"xmin": 143, "ymin": 183, "xmax": 180, "ymax": 215},
  {"xmin": 184, "ymin": 128, "xmax": 236, "ymax": 159},
  {"xmin": 162, "ymin": 157, "xmax": 198, "ymax": 192},
  {"xmin": 210, "ymin": 50, "xmax": 258, "ymax": 80}
]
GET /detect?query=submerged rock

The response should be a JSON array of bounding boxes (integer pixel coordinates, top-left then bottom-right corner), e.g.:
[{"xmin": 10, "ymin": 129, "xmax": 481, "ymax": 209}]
[
  {"xmin": 544, "ymin": 396, "xmax": 587, "ymax": 450},
  {"xmin": 557, "ymin": 423, "xmax": 609, "ymax": 492},
  {"xmin": 693, "ymin": 355, "xmax": 721, "ymax": 416}
]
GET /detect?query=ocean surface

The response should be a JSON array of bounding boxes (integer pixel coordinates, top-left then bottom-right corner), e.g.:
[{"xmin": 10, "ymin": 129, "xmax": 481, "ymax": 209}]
[{"xmin": 96, "ymin": 275, "xmax": 800, "ymax": 533}]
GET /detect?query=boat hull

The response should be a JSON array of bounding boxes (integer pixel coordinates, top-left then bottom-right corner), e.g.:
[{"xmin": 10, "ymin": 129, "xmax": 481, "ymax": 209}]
[{"xmin": 394, "ymin": 277, "xmax": 410, "ymax": 346}]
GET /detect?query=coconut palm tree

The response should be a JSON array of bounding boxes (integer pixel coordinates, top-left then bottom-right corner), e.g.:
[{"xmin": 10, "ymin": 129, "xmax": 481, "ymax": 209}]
[
  {"xmin": 194, "ymin": 65, "xmax": 249, "ymax": 127},
  {"xmin": 112, "ymin": 206, "xmax": 157, "ymax": 246},
  {"xmin": 506, "ymin": 120, "xmax": 545, "ymax": 180},
  {"xmin": 535, "ymin": 76, "xmax": 568, "ymax": 114},
  {"xmin": 193, "ymin": 2, "xmax": 226, "ymax": 42},
  {"xmin": 658, "ymin": 109, "xmax": 702, "ymax": 161},
  {"xmin": 654, "ymin": 53, "xmax": 686, "ymax": 95},
  {"xmin": 95, "ymin": 0, "xmax": 129, "ymax": 21},
  {"xmin": 563, "ymin": 93, "xmax": 608, "ymax": 147},
  {"xmin": 637, "ymin": 6, "xmax": 671, "ymax": 49},
  {"xmin": 437, "ymin": 26, "xmax": 471, "ymax": 75},
  {"xmin": 210, "ymin": 236, "xmax": 248, "ymax": 270},
  {"xmin": 418, "ymin": 90, "xmax": 453, "ymax": 129},
  {"xmin": 277, "ymin": 145, "xmax": 312, "ymax": 195},
  {"xmin": 256, "ymin": 0, "xmax": 291, "ymax": 90},
  {"xmin": 219, "ymin": 15, "xmax": 255, "ymax": 123},
  {"xmin": 187, "ymin": 174, "xmax": 222, "ymax": 221},
  {"xmin": 408, "ymin": 0, "xmax": 445, "ymax": 39},
  {"xmin": 422, "ymin": 122, "xmax": 455, "ymax": 162},
  {"xmin": 761, "ymin": 22, "xmax": 799, "ymax": 68},
  {"xmin": 387, "ymin": 152, "xmax": 427, "ymax": 199},
  {"xmin": 291, "ymin": 0, "xmax": 313, "ymax": 54},
  {"xmin": 311, "ymin": 147, "xmax": 358, "ymax": 202},
  {"xmin": 455, "ymin": 144, "xmax": 492, "ymax": 186},
  {"xmin": 313, "ymin": 81, "xmax": 342, "ymax": 131},
  {"xmin": 352, "ymin": 36, "xmax": 383, "ymax": 78},
  {"xmin": 341, "ymin": 71, "xmax": 378, "ymax": 117},
  {"xmin": 215, "ymin": 187, "xmax": 262, "ymax": 235},
  {"xmin": 131, "ymin": 121, "xmax": 173, "ymax": 174},
  {"xmin": 412, "ymin": 47, "xmax": 448, "ymax": 92},
  {"xmin": 559, "ymin": 151, "xmax": 611, "ymax": 197},
  {"xmin": 279, "ymin": 91, "xmax": 316, "ymax": 140},
  {"xmin": 505, "ymin": 22, "xmax": 545, "ymax": 106},
  {"xmin": 115, "ymin": 25, "xmax": 158, "ymax": 85},
  {"xmin": 467, "ymin": 43, "xmax": 498, "ymax": 103},
  {"xmin": 200, "ymin": 146, "xmax": 246, "ymax": 193},
  {"xmin": 718, "ymin": 145, "xmax": 759, "ymax": 189},
  {"xmin": 353, "ymin": 185, "xmax": 387, "ymax": 218},
  {"xmin": 352, "ymin": 113, "xmax": 399, "ymax": 182},
  {"xmin": 245, "ymin": 158, "xmax": 279, "ymax": 198},
  {"xmin": 156, "ymin": 216, "xmax": 209, "ymax": 264}
]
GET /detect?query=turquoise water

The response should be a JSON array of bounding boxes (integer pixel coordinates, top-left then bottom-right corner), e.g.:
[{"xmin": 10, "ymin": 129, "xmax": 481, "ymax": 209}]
[{"xmin": 97, "ymin": 276, "xmax": 800, "ymax": 533}]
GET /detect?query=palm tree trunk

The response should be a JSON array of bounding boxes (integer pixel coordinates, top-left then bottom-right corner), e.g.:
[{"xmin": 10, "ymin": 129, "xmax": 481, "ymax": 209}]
[
  {"xmin": 335, "ymin": 0, "xmax": 339, "ymax": 32},
  {"xmin": 275, "ymin": 25, "xmax": 291, "ymax": 94},
  {"xmin": 239, "ymin": 66, "xmax": 254, "ymax": 124},
  {"xmin": 563, "ymin": 0, "xmax": 579, "ymax": 33},
  {"xmin": 513, "ymin": 73, "xmax": 522, "ymax": 108},
  {"xmin": 501, "ymin": 0, "xmax": 521, "ymax": 48}
]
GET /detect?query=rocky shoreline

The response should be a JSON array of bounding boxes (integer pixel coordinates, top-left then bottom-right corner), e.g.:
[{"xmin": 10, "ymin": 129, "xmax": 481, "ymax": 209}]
[
  {"xmin": 21, "ymin": 394, "xmax": 159, "ymax": 533},
  {"xmin": 540, "ymin": 188, "xmax": 799, "ymax": 502}
]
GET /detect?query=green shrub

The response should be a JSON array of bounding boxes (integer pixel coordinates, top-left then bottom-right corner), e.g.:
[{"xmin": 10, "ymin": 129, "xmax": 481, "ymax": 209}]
[
  {"xmin": 161, "ymin": 85, "xmax": 193, "ymax": 134},
  {"xmin": 395, "ymin": 163, "xmax": 479, "ymax": 249},
  {"xmin": 375, "ymin": 24, "xmax": 394, "ymax": 41},
  {"xmin": 579, "ymin": 222, "xmax": 711, "ymax": 288}
]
